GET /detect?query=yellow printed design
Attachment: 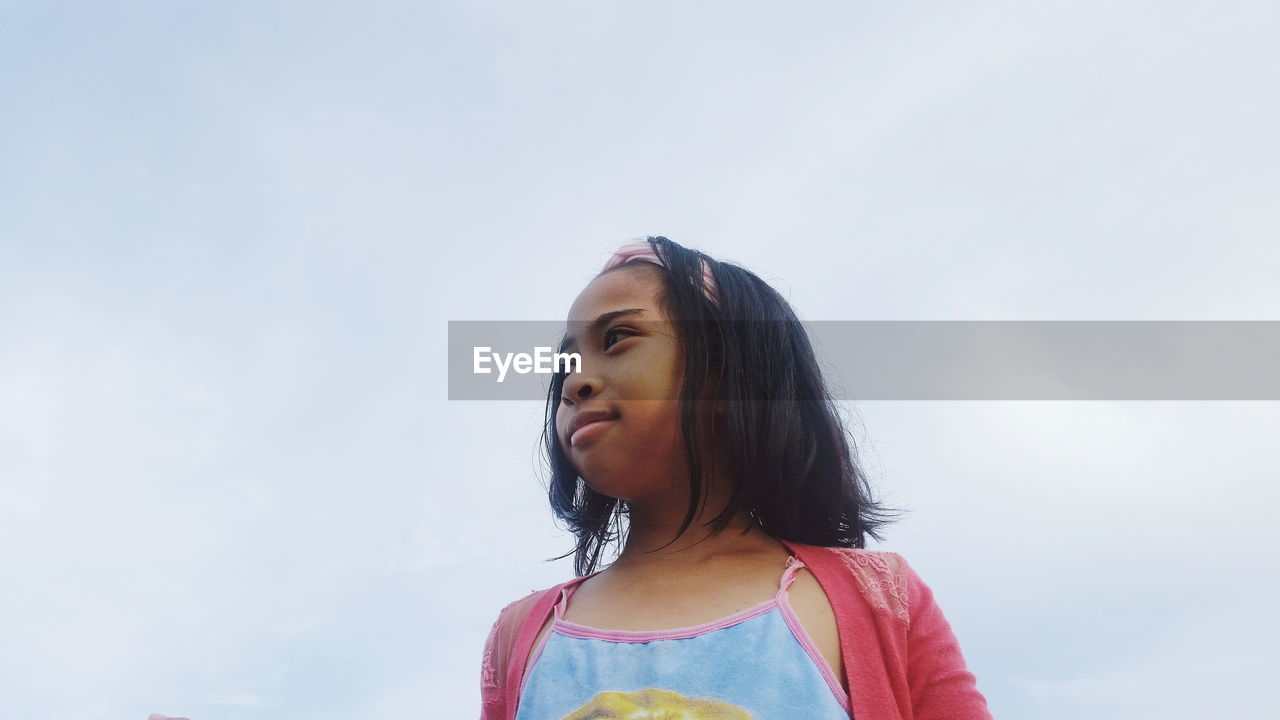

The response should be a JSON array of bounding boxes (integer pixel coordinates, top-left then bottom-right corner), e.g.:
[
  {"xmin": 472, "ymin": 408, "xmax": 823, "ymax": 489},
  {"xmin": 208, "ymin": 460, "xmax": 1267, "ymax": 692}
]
[{"xmin": 561, "ymin": 688, "xmax": 756, "ymax": 720}]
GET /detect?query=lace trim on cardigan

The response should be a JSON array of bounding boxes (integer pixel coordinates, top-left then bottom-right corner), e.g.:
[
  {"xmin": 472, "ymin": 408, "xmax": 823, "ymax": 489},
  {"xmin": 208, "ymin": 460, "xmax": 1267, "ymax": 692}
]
[
  {"xmin": 481, "ymin": 615, "xmax": 501, "ymax": 692},
  {"xmin": 835, "ymin": 549, "xmax": 910, "ymax": 624},
  {"xmin": 481, "ymin": 591, "xmax": 538, "ymax": 696}
]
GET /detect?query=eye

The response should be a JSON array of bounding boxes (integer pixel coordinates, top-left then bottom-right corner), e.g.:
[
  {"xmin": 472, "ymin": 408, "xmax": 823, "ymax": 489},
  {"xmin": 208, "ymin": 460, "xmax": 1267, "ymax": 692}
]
[{"xmin": 602, "ymin": 326, "xmax": 632, "ymax": 350}]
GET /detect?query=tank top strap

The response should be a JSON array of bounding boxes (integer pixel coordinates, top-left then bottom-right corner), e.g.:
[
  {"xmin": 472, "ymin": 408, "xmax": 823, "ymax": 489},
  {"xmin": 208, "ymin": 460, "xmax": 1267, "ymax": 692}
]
[
  {"xmin": 553, "ymin": 586, "xmax": 569, "ymax": 621},
  {"xmin": 776, "ymin": 554, "xmax": 804, "ymax": 597}
]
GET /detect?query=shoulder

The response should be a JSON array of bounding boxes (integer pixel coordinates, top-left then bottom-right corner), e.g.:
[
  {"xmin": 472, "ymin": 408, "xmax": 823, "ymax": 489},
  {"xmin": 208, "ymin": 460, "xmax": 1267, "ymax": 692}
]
[
  {"xmin": 480, "ymin": 585, "xmax": 565, "ymax": 697},
  {"xmin": 495, "ymin": 586, "xmax": 555, "ymax": 624},
  {"xmin": 827, "ymin": 546, "xmax": 912, "ymax": 580},
  {"xmin": 484, "ymin": 582, "xmax": 566, "ymax": 640},
  {"xmin": 481, "ymin": 574, "xmax": 586, "ymax": 668},
  {"xmin": 802, "ymin": 545, "xmax": 916, "ymax": 624}
]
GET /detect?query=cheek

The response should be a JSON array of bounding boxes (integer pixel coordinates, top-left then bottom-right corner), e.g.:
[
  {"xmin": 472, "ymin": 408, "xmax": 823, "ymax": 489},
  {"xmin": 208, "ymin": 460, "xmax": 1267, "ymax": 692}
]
[
  {"xmin": 554, "ymin": 407, "xmax": 574, "ymax": 450},
  {"xmin": 621, "ymin": 401, "xmax": 684, "ymax": 449}
]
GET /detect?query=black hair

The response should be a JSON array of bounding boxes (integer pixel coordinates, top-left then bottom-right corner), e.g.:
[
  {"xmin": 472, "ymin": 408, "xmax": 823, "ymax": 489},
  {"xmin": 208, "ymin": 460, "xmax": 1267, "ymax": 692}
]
[{"xmin": 541, "ymin": 236, "xmax": 907, "ymax": 576}]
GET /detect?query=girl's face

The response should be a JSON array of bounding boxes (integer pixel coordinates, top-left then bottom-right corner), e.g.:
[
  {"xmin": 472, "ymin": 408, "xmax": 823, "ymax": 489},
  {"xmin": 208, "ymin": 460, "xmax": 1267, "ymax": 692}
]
[{"xmin": 556, "ymin": 266, "xmax": 688, "ymax": 502}]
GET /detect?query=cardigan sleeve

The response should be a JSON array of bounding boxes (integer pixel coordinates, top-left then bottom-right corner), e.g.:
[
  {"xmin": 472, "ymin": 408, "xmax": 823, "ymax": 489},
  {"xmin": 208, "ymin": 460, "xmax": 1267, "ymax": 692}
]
[
  {"xmin": 479, "ymin": 602, "xmax": 515, "ymax": 720},
  {"xmin": 895, "ymin": 553, "xmax": 994, "ymax": 720},
  {"xmin": 480, "ymin": 589, "xmax": 555, "ymax": 720}
]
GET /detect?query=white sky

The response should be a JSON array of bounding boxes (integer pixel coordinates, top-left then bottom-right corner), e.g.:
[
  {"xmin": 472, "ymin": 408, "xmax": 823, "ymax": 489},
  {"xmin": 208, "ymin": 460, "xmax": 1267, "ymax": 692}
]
[{"xmin": 2, "ymin": 2, "xmax": 1277, "ymax": 719}]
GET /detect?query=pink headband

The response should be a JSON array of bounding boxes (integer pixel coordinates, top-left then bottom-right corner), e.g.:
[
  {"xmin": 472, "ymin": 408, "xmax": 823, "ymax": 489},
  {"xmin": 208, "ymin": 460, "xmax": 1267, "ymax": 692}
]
[{"xmin": 600, "ymin": 241, "xmax": 720, "ymax": 306}]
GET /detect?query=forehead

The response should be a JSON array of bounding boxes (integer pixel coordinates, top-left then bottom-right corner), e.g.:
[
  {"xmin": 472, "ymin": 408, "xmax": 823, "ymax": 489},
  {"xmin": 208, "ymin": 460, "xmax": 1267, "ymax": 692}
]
[{"xmin": 566, "ymin": 265, "xmax": 665, "ymax": 322}]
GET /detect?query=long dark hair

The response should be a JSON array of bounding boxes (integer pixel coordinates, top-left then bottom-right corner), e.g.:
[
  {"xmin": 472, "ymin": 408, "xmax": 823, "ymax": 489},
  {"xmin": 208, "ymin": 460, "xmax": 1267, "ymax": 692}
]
[{"xmin": 542, "ymin": 236, "xmax": 907, "ymax": 576}]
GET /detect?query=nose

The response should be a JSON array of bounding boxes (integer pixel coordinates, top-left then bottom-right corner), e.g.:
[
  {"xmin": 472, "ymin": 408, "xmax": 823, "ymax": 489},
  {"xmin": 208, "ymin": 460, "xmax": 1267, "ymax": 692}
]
[{"xmin": 560, "ymin": 366, "xmax": 601, "ymax": 406}]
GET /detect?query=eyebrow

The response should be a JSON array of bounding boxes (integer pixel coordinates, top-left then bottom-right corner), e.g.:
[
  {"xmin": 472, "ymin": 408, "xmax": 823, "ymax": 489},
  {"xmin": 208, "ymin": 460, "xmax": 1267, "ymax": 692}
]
[{"xmin": 559, "ymin": 308, "xmax": 648, "ymax": 354}]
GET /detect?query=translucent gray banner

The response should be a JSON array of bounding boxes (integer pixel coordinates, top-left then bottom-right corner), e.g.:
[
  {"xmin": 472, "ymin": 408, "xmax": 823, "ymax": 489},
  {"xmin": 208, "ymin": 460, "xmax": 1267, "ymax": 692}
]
[{"xmin": 448, "ymin": 321, "xmax": 1280, "ymax": 400}]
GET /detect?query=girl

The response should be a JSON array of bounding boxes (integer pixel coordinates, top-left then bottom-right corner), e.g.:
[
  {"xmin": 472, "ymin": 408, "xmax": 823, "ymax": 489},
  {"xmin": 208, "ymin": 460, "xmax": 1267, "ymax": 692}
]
[{"xmin": 480, "ymin": 237, "xmax": 992, "ymax": 720}]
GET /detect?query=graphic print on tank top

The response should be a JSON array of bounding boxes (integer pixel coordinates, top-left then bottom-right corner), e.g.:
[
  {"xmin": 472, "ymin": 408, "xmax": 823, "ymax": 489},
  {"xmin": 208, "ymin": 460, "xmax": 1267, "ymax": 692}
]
[{"xmin": 514, "ymin": 555, "xmax": 852, "ymax": 720}]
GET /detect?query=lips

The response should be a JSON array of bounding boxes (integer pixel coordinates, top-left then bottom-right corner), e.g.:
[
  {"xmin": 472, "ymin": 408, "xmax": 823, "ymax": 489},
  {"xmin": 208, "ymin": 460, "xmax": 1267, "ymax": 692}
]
[{"xmin": 566, "ymin": 410, "xmax": 618, "ymax": 447}]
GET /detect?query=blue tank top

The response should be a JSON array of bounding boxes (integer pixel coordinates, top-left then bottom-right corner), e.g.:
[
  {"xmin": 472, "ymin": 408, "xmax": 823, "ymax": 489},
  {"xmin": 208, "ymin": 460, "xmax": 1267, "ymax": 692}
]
[{"xmin": 514, "ymin": 554, "xmax": 852, "ymax": 720}]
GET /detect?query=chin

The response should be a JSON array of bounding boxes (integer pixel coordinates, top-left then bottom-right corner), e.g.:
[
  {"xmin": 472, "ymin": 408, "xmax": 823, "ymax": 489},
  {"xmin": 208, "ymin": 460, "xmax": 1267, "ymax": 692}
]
[{"xmin": 577, "ymin": 467, "xmax": 636, "ymax": 501}]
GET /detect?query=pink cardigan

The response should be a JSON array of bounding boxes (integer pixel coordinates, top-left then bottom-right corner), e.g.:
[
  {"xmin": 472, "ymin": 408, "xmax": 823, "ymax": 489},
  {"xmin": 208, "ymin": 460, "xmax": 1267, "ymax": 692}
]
[{"xmin": 480, "ymin": 539, "xmax": 993, "ymax": 720}]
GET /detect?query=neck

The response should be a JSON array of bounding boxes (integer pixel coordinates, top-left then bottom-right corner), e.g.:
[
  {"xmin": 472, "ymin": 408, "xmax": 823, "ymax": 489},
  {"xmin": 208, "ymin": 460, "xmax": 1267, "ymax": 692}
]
[{"xmin": 611, "ymin": 485, "xmax": 780, "ymax": 571}]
